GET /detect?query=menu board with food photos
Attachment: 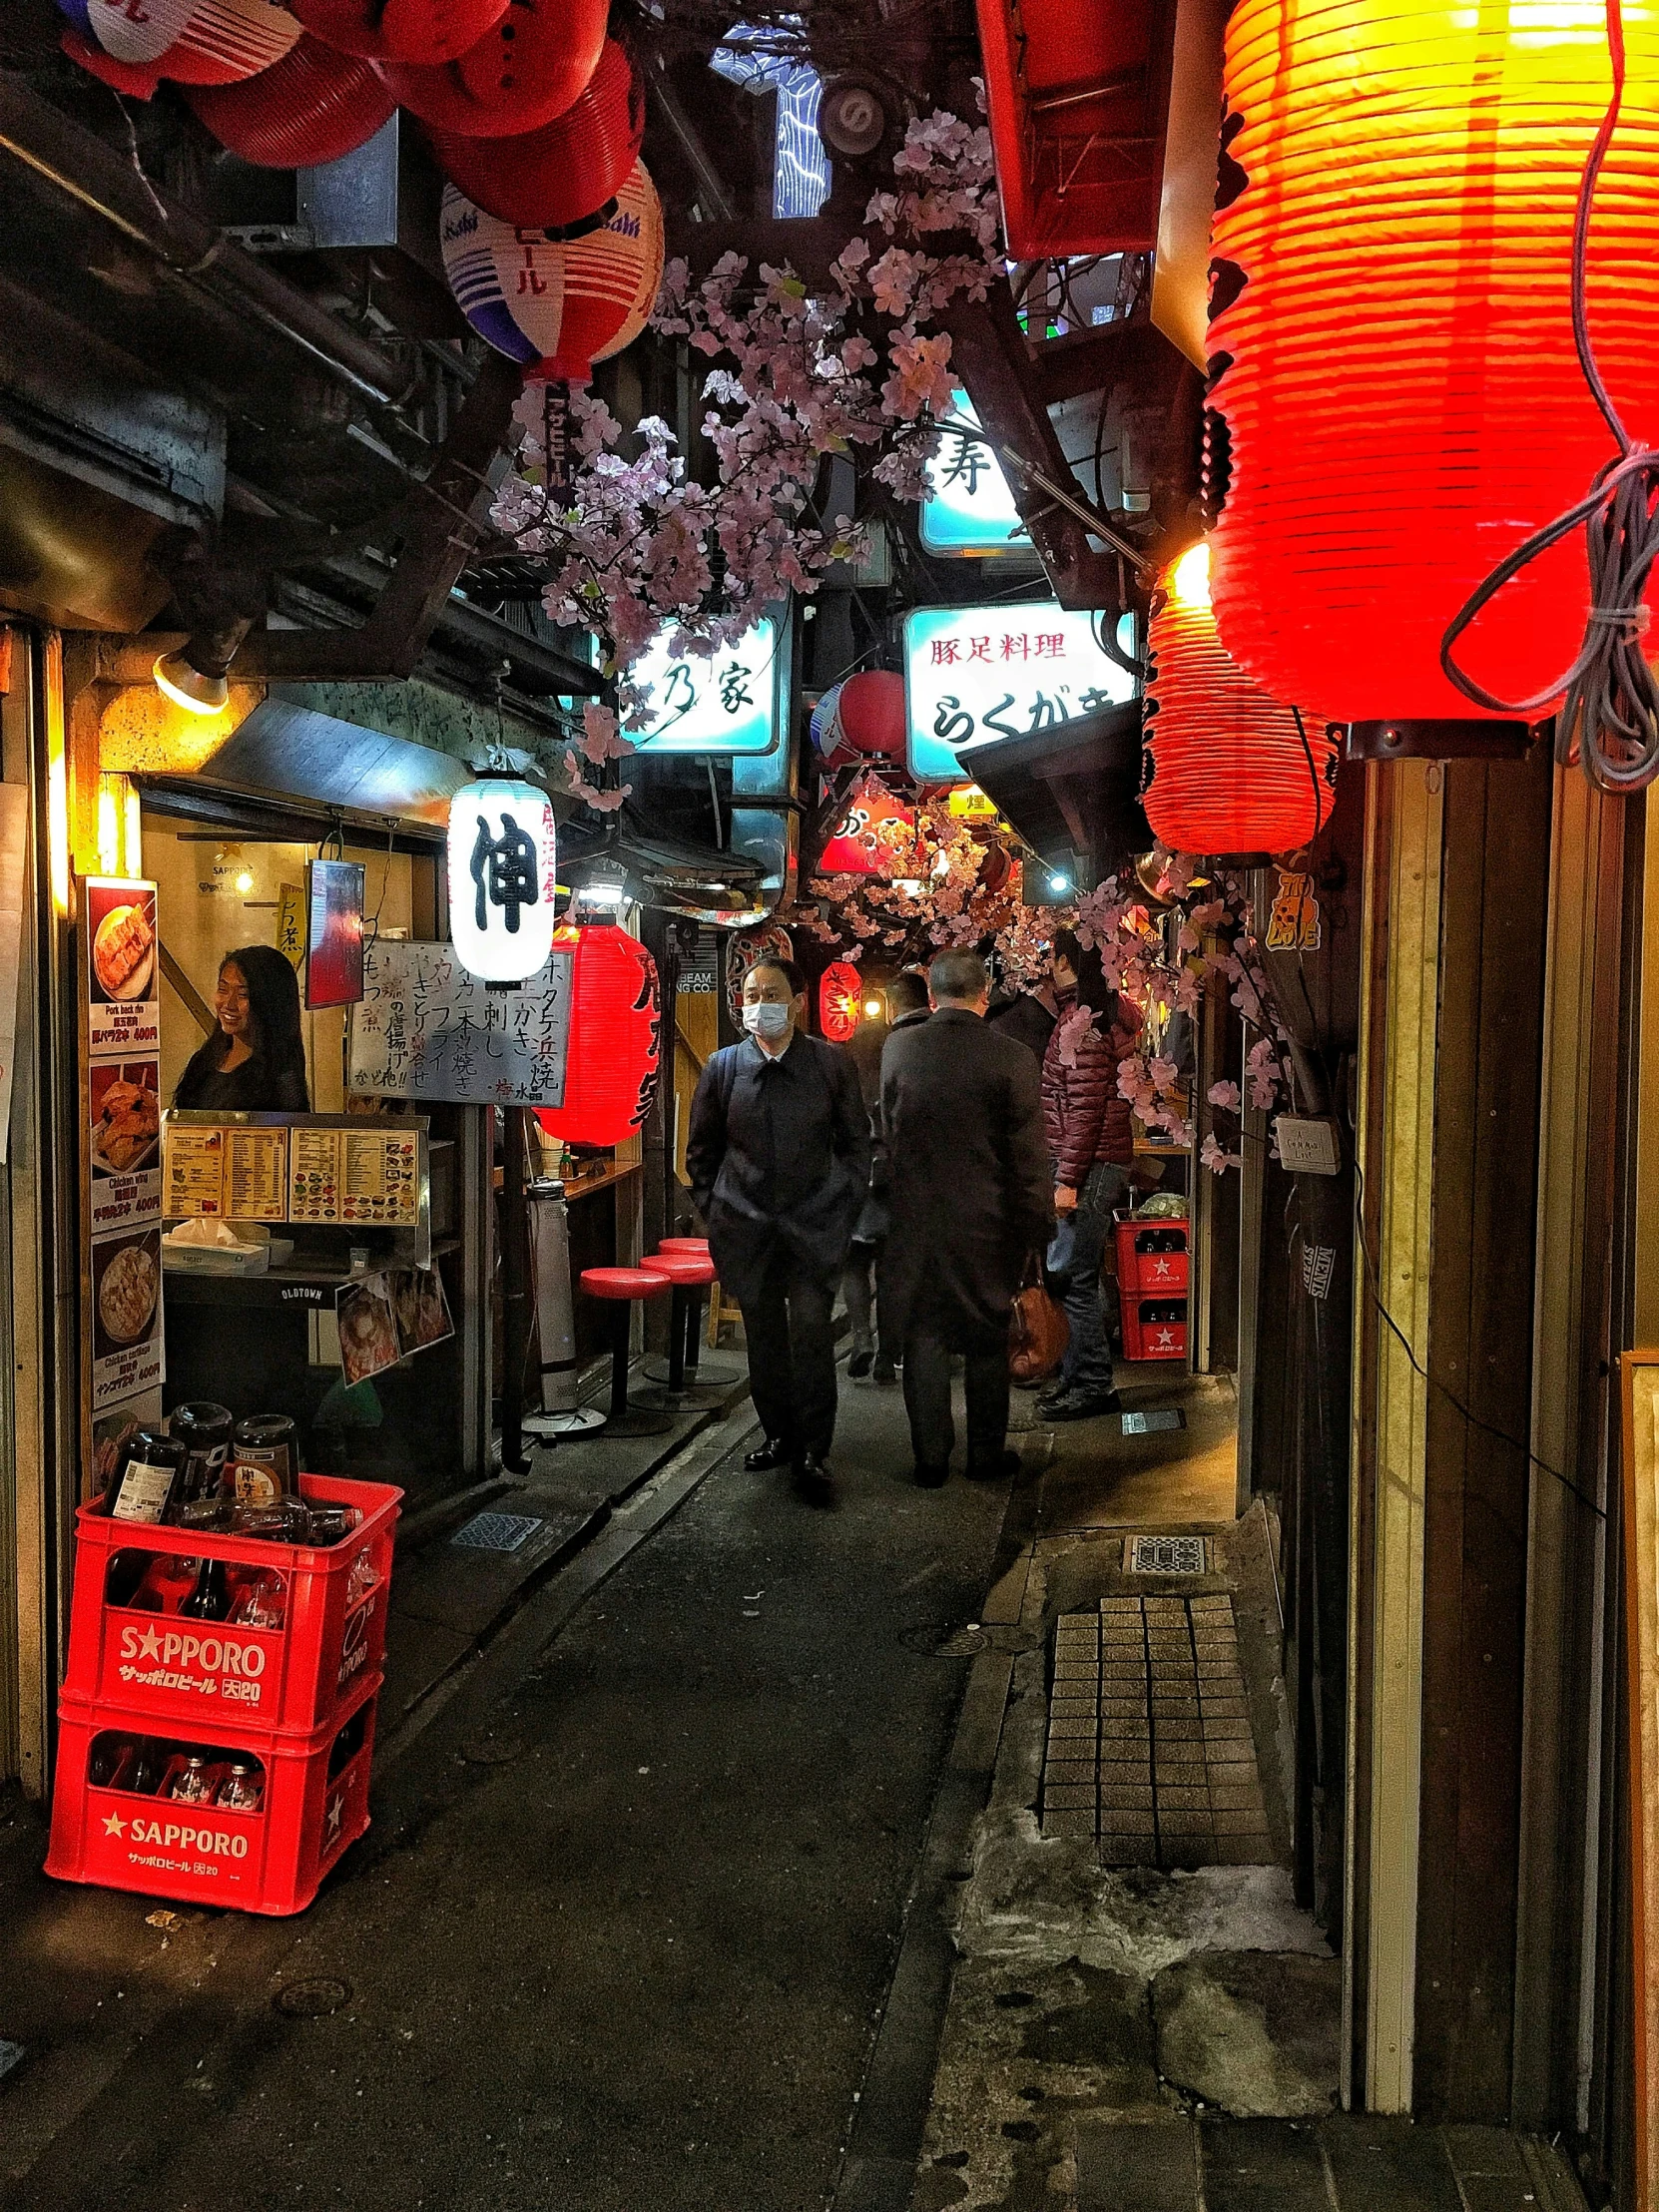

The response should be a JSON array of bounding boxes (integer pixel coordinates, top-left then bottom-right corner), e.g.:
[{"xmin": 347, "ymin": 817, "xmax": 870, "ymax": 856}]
[
  {"xmin": 162, "ymin": 1116, "xmax": 423, "ymax": 1230},
  {"xmin": 83, "ymin": 877, "xmax": 164, "ymax": 1416},
  {"xmin": 84, "ymin": 878, "xmax": 159, "ymax": 1060},
  {"xmin": 161, "ymin": 1121, "xmax": 289, "ymax": 1224}
]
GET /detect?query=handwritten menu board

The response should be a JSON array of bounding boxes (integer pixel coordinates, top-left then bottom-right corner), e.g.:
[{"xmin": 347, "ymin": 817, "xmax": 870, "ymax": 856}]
[{"xmin": 348, "ymin": 941, "xmax": 572, "ymax": 1106}]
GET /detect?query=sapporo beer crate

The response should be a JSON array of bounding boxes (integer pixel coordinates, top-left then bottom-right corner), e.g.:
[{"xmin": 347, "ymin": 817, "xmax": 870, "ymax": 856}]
[
  {"xmin": 63, "ymin": 1475, "xmax": 401, "ymax": 1739},
  {"xmin": 1113, "ymin": 1215, "xmax": 1190, "ymax": 1297},
  {"xmin": 1122, "ymin": 1297, "xmax": 1189, "ymax": 1363},
  {"xmin": 46, "ymin": 1670, "xmax": 379, "ymax": 1916}
]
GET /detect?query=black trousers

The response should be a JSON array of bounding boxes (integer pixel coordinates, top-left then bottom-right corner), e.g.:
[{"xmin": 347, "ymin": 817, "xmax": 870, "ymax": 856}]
[
  {"xmin": 741, "ymin": 1248, "xmax": 839, "ymax": 1460},
  {"xmin": 901, "ymin": 1298, "xmax": 1011, "ymax": 1473},
  {"xmin": 842, "ymin": 1239, "xmax": 899, "ymax": 1363}
]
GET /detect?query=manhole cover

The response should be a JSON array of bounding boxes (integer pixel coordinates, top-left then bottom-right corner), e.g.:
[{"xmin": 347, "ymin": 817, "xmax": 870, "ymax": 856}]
[
  {"xmin": 451, "ymin": 1511, "xmax": 542, "ymax": 1554},
  {"xmin": 459, "ymin": 1731, "xmax": 524, "ymax": 1766},
  {"xmin": 1120, "ymin": 1407, "xmax": 1186, "ymax": 1435},
  {"xmin": 899, "ymin": 1620, "xmax": 989, "ymax": 1658},
  {"xmin": 273, "ymin": 1977, "xmax": 352, "ymax": 2018},
  {"xmin": 1125, "ymin": 1534, "xmax": 1207, "ymax": 1575}
]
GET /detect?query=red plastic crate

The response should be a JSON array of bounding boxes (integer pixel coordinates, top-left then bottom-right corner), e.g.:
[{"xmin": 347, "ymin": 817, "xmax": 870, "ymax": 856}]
[
  {"xmin": 1113, "ymin": 1217, "xmax": 1190, "ymax": 1297},
  {"xmin": 46, "ymin": 1671, "xmax": 379, "ymax": 1916},
  {"xmin": 1122, "ymin": 1297, "xmax": 1188, "ymax": 1362},
  {"xmin": 62, "ymin": 1474, "xmax": 400, "ymax": 1740}
]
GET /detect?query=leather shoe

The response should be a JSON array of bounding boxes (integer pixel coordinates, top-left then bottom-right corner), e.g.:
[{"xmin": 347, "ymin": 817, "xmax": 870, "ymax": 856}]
[
  {"xmin": 744, "ymin": 1436, "xmax": 791, "ymax": 1470},
  {"xmin": 794, "ymin": 1451, "xmax": 834, "ymax": 1507},
  {"xmin": 965, "ymin": 1447, "xmax": 1022, "ymax": 1482},
  {"xmin": 912, "ymin": 1461, "xmax": 949, "ymax": 1488},
  {"xmin": 847, "ymin": 1346, "xmax": 874, "ymax": 1379},
  {"xmin": 1043, "ymin": 1389, "xmax": 1123, "ymax": 1422},
  {"xmin": 873, "ymin": 1355, "xmax": 896, "ymax": 1384}
]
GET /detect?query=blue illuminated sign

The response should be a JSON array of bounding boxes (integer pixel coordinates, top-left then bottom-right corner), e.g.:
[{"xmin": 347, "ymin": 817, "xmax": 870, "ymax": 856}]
[{"xmin": 627, "ymin": 619, "xmax": 781, "ymax": 755}]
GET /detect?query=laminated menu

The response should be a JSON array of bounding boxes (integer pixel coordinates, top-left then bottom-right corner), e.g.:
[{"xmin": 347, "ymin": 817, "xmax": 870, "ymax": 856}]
[
  {"xmin": 288, "ymin": 1126, "xmax": 341, "ymax": 1222},
  {"xmin": 164, "ymin": 1125, "xmax": 226, "ymax": 1218},
  {"xmin": 341, "ymin": 1130, "xmax": 418, "ymax": 1225},
  {"xmin": 225, "ymin": 1126, "xmax": 288, "ymax": 1222}
]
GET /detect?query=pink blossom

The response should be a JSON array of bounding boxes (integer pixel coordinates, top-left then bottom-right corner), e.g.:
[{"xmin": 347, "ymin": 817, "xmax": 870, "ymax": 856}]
[{"xmin": 1207, "ymin": 1080, "xmax": 1243, "ymax": 1113}]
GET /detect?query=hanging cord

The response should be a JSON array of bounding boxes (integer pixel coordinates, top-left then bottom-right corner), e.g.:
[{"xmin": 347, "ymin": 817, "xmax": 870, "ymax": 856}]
[
  {"xmin": 1439, "ymin": 0, "xmax": 1659, "ymax": 792},
  {"xmin": 1289, "ymin": 705, "xmax": 1328, "ymax": 844}
]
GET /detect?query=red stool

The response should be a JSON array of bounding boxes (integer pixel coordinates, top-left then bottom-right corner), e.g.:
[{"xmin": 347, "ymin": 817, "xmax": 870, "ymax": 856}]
[
  {"xmin": 658, "ymin": 1238, "xmax": 710, "ymax": 1255},
  {"xmin": 640, "ymin": 1250, "xmax": 722, "ymax": 1395},
  {"xmin": 578, "ymin": 1267, "xmax": 675, "ymax": 1436}
]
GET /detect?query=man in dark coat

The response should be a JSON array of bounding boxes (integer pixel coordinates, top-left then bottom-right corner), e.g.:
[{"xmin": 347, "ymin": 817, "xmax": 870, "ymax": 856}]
[
  {"xmin": 844, "ymin": 966, "xmax": 931, "ymax": 1382},
  {"xmin": 687, "ymin": 955, "xmax": 869, "ymax": 1503},
  {"xmin": 880, "ymin": 948, "xmax": 1054, "ymax": 1485}
]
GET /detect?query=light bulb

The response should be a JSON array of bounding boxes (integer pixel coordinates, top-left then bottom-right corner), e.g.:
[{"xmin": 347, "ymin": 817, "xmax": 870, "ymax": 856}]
[
  {"xmin": 863, "ymin": 999, "xmax": 882, "ymax": 1017},
  {"xmin": 154, "ymin": 651, "xmax": 229, "ymax": 715},
  {"xmin": 1168, "ymin": 540, "xmax": 1212, "ymax": 611},
  {"xmin": 235, "ymin": 869, "xmax": 255, "ymax": 896}
]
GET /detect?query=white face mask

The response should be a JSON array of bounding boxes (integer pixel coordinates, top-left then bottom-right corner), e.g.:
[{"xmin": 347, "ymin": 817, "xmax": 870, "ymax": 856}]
[{"xmin": 743, "ymin": 1000, "xmax": 792, "ymax": 1042}]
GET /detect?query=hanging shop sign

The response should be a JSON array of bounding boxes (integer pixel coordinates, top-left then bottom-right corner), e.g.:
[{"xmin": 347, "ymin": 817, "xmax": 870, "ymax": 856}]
[
  {"xmin": 446, "ymin": 776, "xmax": 557, "ymax": 984},
  {"xmin": 903, "ymin": 603, "xmax": 1137, "ymax": 783},
  {"xmin": 920, "ymin": 401, "xmax": 1029, "ymax": 559},
  {"xmin": 348, "ymin": 939, "xmax": 573, "ymax": 1107},
  {"xmin": 82, "ymin": 877, "xmax": 164, "ymax": 1415},
  {"xmin": 627, "ymin": 618, "xmax": 782, "ymax": 756}
]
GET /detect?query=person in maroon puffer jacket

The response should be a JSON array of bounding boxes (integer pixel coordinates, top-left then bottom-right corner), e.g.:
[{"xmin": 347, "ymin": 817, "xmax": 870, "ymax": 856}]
[{"xmin": 1039, "ymin": 928, "xmax": 1139, "ymax": 1418}]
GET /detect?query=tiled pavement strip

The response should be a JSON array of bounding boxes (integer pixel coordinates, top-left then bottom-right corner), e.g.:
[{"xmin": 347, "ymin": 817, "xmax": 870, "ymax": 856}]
[{"xmin": 1041, "ymin": 1593, "xmax": 1272, "ymax": 1866}]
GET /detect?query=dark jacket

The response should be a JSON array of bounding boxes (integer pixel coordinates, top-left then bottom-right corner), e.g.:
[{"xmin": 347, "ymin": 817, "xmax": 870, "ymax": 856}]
[
  {"xmin": 879, "ymin": 1006, "xmax": 1054, "ymax": 1342},
  {"xmin": 686, "ymin": 1031, "xmax": 870, "ymax": 1306},
  {"xmin": 1041, "ymin": 999, "xmax": 1137, "ymax": 1187},
  {"xmin": 174, "ymin": 1049, "xmax": 309, "ymax": 1114},
  {"xmin": 985, "ymin": 987, "xmax": 1057, "ymax": 1065}
]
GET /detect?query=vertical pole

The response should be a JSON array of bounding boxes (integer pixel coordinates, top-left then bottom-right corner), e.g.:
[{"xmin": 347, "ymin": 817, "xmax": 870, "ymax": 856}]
[
  {"xmin": 458, "ymin": 1105, "xmax": 494, "ymax": 1478},
  {"xmin": 501, "ymin": 1103, "xmax": 530, "ymax": 1472}
]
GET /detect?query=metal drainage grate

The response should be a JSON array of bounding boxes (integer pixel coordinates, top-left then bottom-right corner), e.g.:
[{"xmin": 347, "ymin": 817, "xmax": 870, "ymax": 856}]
[
  {"xmin": 450, "ymin": 1511, "xmax": 543, "ymax": 1555},
  {"xmin": 1125, "ymin": 1534, "xmax": 1207, "ymax": 1576},
  {"xmin": 1120, "ymin": 1407, "xmax": 1186, "ymax": 1436}
]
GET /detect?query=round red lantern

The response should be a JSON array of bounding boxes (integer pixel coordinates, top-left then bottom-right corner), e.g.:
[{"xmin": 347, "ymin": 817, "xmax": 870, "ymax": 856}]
[
  {"xmin": 833, "ymin": 671, "xmax": 906, "ymax": 760},
  {"xmin": 59, "ymin": 0, "xmax": 298, "ymax": 88},
  {"xmin": 185, "ymin": 37, "xmax": 396, "ymax": 166},
  {"xmin": 535, "ymin": 923, "xmax": 661, "ymax": 1148},
  {"xmin": 424, "ymin": 40, "xmax": 643, "ymax": 230},
  {"xmin": 374, "ymin": 0, "xmax": 608, "ymax": 137},
  {"xmin": 1207, "ymin": 0, "xmax": 1659, "ymax": 725},
  {"xmin": 289, "ymin": 0, "xmax": 508, "ymax": 64},
  {"xmin": 818, "ymin": 960, "xmax": 862, "ymax": 1044},
  {"xmin": 1145, "ymin": 542, "xmax": 1335, "ymax": 858},
  {"xmin": 817, "ymin": 773, "xmax": 916, "ymax": 876}
]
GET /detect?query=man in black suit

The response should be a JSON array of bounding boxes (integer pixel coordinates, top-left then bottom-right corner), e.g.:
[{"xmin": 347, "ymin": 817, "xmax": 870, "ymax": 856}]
[
  {"xmin": 687, "ymin": 956, "xmax": 870, "ymax": 1504},
  {"xmin": 880, "ymin": 949, "xmax": 1054, "ymax": 1485}
]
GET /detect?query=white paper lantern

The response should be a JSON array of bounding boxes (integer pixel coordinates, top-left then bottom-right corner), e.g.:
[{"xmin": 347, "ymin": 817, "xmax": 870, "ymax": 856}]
[{"xmin": 447, "ymin": 777, "xmax": 557, "ymax": 983}]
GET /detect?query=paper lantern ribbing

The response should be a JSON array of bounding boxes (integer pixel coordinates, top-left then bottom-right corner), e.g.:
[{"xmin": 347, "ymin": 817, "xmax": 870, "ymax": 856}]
[
  {"xmin": 818, "ymin": 960, "xmax": 862, "ymax": 1044},
  {"xmin": 1144, "ymin": 544, "xmax": 1335, "ymax": 859},
  {"xmin": 1207, "ymin": 0, "xmax": 1659, "ymax": 724},
  {"xmin": 59, "ymin": 0, "xmax": 299, "ymax": 85},
  {"xmin": 440, "ymin": 162, "xmax": 664, "ymax": 384},
  {"xmin": 424, "ymin": 40, "xmax": 643, "ymax": 230},
  {"xmin": 833, "ymin": 671, "xmax": 907, "ymax": 760},
  {"xmin": 446, "ymin": 776, "xmax": 557, "ymax": 984},
  {"xmin": 374, "ymin": 0, "xmax": 608, "ymax": 137},
  {"xmin": 185, "ymin": 36, "xmax": 396, "ymax": 166},
  {"xmin": 535, "ymin": 924, "xmax": 662, "ymax": 1147},
  {"xmin": 289, "ymin": 0, "xmax": 508, "ymax": 64}
]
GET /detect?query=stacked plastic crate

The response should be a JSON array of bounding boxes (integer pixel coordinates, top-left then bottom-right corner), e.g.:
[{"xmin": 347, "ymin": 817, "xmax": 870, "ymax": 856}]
[{"xmin": 1114, "ymin": 1218, "xmax": 1190, "ymax": 1362}]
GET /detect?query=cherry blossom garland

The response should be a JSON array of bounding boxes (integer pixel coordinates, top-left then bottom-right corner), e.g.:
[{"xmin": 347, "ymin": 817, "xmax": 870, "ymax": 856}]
[{"xmin": 489, "ymin": 105, "xmax": 1004, "ymax": 808}]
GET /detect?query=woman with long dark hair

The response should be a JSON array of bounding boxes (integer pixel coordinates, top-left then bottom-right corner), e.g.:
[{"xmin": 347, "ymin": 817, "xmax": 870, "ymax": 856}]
[{"xmin": 174, "ymin": 944, "xmax": 310, "ymax": 1113}]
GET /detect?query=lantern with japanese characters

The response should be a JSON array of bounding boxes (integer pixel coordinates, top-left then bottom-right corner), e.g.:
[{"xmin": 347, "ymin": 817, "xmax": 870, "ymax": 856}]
[
  {"xmin": 59, "ymin": 0, "xmax": 299, "ymax": 91},
  {"xmin": 438, "ymin": 160, "xmax": 664, "ymax": 385},
  {"xmin": 446, "ymin": 776, "xmax": 557, "ymax": 984},
  {"xmin": 1144, "ymin": 542, "xmax": 1335, "ymax": 857},
  {"xmin": 817, "ymin": 773, "xmax": 917, "ymax": 876},
  {"xmin": 818, "ymin": 960, "xmax": 862, "ymax": 1043},
  {"xmin": 1207, "ymin": 0, "xmax": 1659, "ymax": 723},
  {"xmin": 535, "ymin": 924, "xmax": 661, "ymax": 1147}
]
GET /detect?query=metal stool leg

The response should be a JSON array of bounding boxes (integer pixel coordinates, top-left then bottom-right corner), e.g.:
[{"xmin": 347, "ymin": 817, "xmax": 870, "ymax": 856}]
[
  {"xmin": 668, "ymin": 1288, "xmax": 688, "ymax": 1392},
  {"xmin": 609, "ymin": 1305, "xmax": 632, "ymax": 1419},
  {"xmin": 684, "ymin": 1288, "xmax": 706, "ymax": 1379}
]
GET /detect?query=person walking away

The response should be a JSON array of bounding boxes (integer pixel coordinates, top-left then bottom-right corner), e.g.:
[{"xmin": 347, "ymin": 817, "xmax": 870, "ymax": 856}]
[
  {"xmin": 1039, "ymin": 929, "xmax": 1138, "ymax": 1420},
  {"xmin": 687, "ymin": 957, "xmax": 869, "ymax": 1504},
  {"xmin": 881, "ymin": 950, "xmax": 1053, "ymax": 1485},
  {"xmin": 985, "ymin": 972, "xmax": 1059, "ymax": 1064},
  {"xmin": 844, "ymin": 967, "xmax": 930, "ymax": 1382}
]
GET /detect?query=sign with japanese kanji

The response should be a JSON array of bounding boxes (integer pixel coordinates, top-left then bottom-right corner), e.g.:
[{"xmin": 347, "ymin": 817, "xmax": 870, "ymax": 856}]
[
  {"xmin": 920, "ymin": 401, "xmax": 1029, "ymax": 558},
  {"xmin": 627, "ymin": 618, "xmax": 781, "ymax": 755},
  {"xmin": 902, "ymin": 604, "xmax": 1137, "ymax": 782},
  {"xmin": 347, "ymin": 940, "xmax": 573, "ymax": 1107}
]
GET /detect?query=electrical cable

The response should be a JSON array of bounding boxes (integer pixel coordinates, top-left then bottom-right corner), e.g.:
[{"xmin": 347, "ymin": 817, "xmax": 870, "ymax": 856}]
[
  {"xmin": 1289, "ymin": 705, "xmax": 1328, "ymax": 845},
  {"xmin": 1438, "ymin": 0, "xmax": 1659, "ymax": 793}
]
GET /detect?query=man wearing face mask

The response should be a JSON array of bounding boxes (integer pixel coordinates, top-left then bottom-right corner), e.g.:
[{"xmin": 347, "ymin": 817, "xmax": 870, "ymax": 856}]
[{"xmin": 687, "ymin": 956, "xmax": 870, "ymax": 1505}]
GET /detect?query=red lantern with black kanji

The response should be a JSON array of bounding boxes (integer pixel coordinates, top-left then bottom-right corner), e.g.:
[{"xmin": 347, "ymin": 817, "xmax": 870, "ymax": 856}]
[
  {"xmin": 1207, "ymin": 0, "xmax": 1659, "ymax": 724},
  {"xmin": 1144, "ymin": 542, "xmax": 1335, "ymax": 858},
  {"xmin": 818, "ymin": 960, "xmax": 862, "ymax": 1044},
  {"xmin": 817, "ymin": 772, "xmax": 916, "ymax": 876},
  {"xmin": 535, "ymin": 923, "xmax": 661, "ymax": 1148}
]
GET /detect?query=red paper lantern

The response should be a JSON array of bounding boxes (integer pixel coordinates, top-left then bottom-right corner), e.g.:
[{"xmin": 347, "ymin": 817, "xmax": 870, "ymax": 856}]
[
  {"xmin": 289, "ymin": 0, "xmax": 508, "ymax": 64},
  {"xmin": 535, "ymin": 924, "xmax": 661, "ymax": 1148},
  {"xmin": 184, "ymin": 36, "xmax": 396, "ymax": 166},
  {"xmin": 818, "ymin": 960, "xmax": 862, "ymax": 1044},
  {"xmin": 60, "ymin": 0, "xmax": 298, "ymax": 90},
  {"xmin": 424, "ymin": 40, "xmax": 643, "ymax": 230},
  {"xmin": 833, "ymin": 671, "xmax": 906, "ymax": 759},
  {"xmin": 817, "ymin": 774, "xmax": 917, "ymax": 876},
  {"xmin": 374, "ymin": 0, "xmax": 607, "ymax": 138},
  {"xmin": 1144, "ymin": 543, "xmax": 1335, "ymax": 858},
  {"xmin": 1207, "ymin": 0, "xmax": 1659, "ymax": 724}
]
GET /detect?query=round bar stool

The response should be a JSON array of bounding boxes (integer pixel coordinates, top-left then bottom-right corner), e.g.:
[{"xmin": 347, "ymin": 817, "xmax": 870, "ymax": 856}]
[
  {"xmin": 577, "ymin": 1267, "xmax": 675, "ymax": 1436},
  {"xmin": 641, "ymin": 1243, "xmax": 740, "ymax": 1387}
]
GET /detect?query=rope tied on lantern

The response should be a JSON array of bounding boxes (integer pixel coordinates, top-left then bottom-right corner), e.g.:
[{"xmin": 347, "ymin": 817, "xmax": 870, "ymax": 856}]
[{"xmin": 1439, "ymin": 0, "xmax": 1659, "ymax": 794}]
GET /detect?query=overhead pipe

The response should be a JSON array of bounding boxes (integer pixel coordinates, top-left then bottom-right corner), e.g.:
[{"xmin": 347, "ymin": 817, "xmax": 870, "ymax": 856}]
[{"xmin": 0, "ymin": 72, "xmax": 415, "ymax": 410}]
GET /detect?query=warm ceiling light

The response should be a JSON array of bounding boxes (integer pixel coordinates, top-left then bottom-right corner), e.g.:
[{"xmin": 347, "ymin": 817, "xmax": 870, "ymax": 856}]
[
  {"xmin": 235, "ymin": 869, "xmax": 255, "ymax": 896},
  {"xmin": 863, "ymin": 998, "xmax": 882, "ymax": 1017},
  {"xmin": 154, "ymin": 649, "xmax": 230, "ymax": 715},
  {"xmin": 1168, "ymin": 540, "xmax": 1211, "ymax": 612}
]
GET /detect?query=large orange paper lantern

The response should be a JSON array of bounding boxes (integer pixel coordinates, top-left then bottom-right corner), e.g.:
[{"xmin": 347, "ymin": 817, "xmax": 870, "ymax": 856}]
[
  {"xmin": 535, "ymin": 924, "xmax": 661, "ymax": 1148},
  {"xmin": 1145, "ymin": 543, "xmax": 1335, "ymax": 857},
  {"xmin": 1207, "ymin": 0, "xmax": 1659, "ymax": 725},
  {"xmin": 817, "ymin": 773, "xmax": 916, "ymax": 876}
]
